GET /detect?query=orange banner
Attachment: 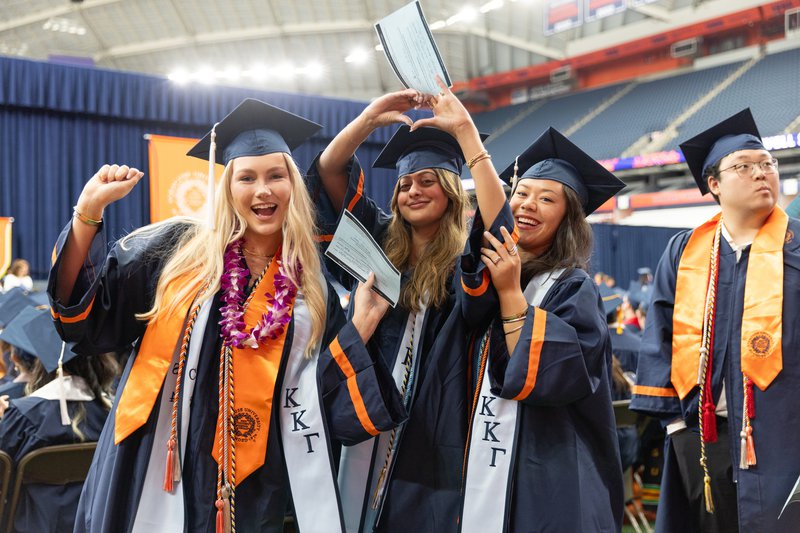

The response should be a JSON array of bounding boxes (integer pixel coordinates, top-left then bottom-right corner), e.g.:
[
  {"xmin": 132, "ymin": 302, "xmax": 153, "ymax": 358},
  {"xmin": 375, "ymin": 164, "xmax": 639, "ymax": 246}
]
[
  {"xmin": 0, "ymin": 217, "xmax": 12, "ymax": 279},
  {"xmin": 147, "ymin": 134, "xmax": 221, "ymax": 223}
]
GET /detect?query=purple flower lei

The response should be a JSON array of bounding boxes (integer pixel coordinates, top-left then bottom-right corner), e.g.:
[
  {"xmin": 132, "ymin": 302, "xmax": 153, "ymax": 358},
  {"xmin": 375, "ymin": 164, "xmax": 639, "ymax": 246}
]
[{"xmin": 219, "ymin": 239, "xmax": 298, "ymax": 349}]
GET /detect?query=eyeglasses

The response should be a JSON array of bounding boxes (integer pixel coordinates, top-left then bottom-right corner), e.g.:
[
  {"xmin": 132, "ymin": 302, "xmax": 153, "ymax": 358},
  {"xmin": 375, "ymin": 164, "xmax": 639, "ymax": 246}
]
[{"xmin": 719, "ymin": 158, "xmax": 779, "ymax": 178}]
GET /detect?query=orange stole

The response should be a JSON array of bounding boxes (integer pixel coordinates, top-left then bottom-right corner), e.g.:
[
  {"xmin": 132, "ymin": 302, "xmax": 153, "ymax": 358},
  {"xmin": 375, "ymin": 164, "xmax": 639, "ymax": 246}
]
[
  {"xmin": 114, "ymin": 259, "xmax": 294, "ymax": 483},
  {"xmin": 672, "ymin": 207, "xmax": 787, "ymax": 398},
  {"xmin": 211, "ymin": 257, "xmax": 294, "ymax": 482}
]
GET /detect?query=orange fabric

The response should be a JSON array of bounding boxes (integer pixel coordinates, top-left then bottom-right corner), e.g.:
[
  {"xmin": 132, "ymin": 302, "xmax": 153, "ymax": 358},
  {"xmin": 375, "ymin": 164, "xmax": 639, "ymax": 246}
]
[
  {"xmin": 672, "ymin": 208, "xmax": 787, "ymax": 397},
  {"xmin": 741, "ymin": 207, "xmax": 786, "ymax": 390},
  {"xmin": 51, "ymin": 295, "xmax": 96, "ymax": 323},
  {"xmin": 346, "ymin": 171, "xmax": 364, "ymax": 212},
  {"xmin": 632, "ymin": 385, "xmax": 678, "ymax": 398},
  {"xmin": 211, "ymin": 255, "xmax": 293, "ymax": 481},
  {"xmin": 461, "ymin": 271, "xmax": 490, "ymax": 297},
  {"xmin": 330, "ymin": 337, "xmax": 379, "ymax": 436},
  {"xmin": 315, "ymin": 234, "xmax": 334, "ymax": 242},
  {"xmin": 672, "ymin": 213, "xmax": 721, "ymax": 399},
  {"xmin": 512, "ymin": 307, "xmax": 546, "ymax": 401}
]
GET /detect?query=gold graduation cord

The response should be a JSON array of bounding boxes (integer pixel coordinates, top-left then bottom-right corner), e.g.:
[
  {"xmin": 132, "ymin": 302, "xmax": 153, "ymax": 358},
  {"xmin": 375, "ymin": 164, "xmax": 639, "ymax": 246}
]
[
  {"xmin": 371, "ymin": 313, "xmax": 417, "ymax": 510},
  {"xmin": 697, "ymin": 222, "xmax": 721, "ymax": 514}
]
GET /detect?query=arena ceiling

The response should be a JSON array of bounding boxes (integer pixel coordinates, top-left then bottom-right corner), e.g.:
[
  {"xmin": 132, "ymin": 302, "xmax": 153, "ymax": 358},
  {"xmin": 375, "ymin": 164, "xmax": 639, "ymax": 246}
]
[{"xmin": 0, "ymin": 0, "xmax": 769, "ymax": 101}]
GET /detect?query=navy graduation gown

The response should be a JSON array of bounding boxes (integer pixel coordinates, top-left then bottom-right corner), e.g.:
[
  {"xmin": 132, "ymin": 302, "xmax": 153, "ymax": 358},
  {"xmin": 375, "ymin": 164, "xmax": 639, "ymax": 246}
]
[
  {"xmin": 631, "ymin": 216, "xmax": 800, "ymax": 532},
  {"xmin": 458, "ymin": 204, "xmax": 623, "ymax": 533},
  {"xmin": 47, "ymin": 220, "xmax": 405, "ymax": 533},
  {"xmin": 307, "ymin": 155, "xmax": 470, "ymax": 532},
  {"xmin": 0, "ymin": 379, "xmax": 27, "ymax": 401},
  {"xmin": 0, "ymin": 395, "xmax": 108, "ymax": 533}
]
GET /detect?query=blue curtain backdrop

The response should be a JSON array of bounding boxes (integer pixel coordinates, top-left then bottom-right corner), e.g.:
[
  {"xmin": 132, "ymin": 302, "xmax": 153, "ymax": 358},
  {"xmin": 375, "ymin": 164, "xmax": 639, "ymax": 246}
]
[
  {"xmin": 590, "ymin": 223, "xmax": 688, "ymax": 292},
  {"xmin": 0, "ymin": 56, "xmax": 431, "ymax": 278}
]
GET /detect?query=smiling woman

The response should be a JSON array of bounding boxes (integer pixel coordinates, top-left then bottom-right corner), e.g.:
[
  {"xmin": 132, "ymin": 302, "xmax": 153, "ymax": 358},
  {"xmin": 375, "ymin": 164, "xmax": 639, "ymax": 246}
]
[{"xmin": 47, "ymin": 98, "xmax": 405, "ymax": 533}]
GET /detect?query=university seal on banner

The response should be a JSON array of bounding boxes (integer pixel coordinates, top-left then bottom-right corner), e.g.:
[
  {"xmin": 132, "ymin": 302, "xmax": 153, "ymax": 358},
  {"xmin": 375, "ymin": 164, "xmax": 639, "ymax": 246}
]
[
  {"xmin": 748, "ymin": 332, "xmax": 773, "ymax": 358},
  {"xmin": 167, "ymin": 171, "xmax": 209, "ymax": 217},
  {"xmin": 233, "ymin": 408, "xmax": 261, "ymax": 442}
]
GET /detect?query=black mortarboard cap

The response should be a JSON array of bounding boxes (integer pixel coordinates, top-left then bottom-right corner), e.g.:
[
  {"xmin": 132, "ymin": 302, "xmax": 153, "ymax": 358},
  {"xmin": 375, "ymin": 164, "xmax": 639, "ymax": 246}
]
[
  {"xmin": 21, "ymin": 309, "xmax": 79, "ymax": 373},
  {"xmin": 0, "ymin": 289, "xmax": 35, "ymax": 328},
  {"xmin": 187, "ymin": 98, "xmax": 322, "ymax": 166},
  {"xmin": 0, "ymin": 306, "xmax": 39, "ymax": 355},
  {"xmin": 372, "ymin": 125, "xmax": 489, "ymax": 177},
  {"xmin": 598, "ymin": 284, "xmax": 622, "ymax": 318},
  {"xmin": 679, "ymin": 108, "xmax": 765, "ymax": 195},
  {"xmin": 498, "ymin": 127, "xmax": 625, "ymax": 215}
]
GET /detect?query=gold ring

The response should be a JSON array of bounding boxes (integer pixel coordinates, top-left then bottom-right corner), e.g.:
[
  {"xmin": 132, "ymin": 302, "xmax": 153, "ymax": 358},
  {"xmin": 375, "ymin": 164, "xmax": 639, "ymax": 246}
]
[{"xmin": 492, "ymin": 256, "xmax": 501, "ymax": 265}]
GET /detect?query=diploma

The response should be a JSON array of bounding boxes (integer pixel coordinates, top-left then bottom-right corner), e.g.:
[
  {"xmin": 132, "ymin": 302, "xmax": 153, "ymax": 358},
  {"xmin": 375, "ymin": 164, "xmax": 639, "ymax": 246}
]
[
  {"xmin": 325, "ymin": 210, "xmax": 402, "ymax": 306},
  {"xmin": 375, "ymin": 0, "xmax": 451, "ymax": 96}
]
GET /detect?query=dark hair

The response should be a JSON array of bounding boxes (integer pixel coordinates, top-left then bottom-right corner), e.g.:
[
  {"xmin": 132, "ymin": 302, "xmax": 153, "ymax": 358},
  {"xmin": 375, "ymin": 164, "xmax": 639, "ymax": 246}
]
[
  {"xmin": 704, "ymin": 161, "xmax": 722, "ymax": 205},
  {"xmin": 611, "ymin": 356, "xmax": 631, "ymax": 397},
  {"xmin": 519, "ymin": 185, "xmax": 593, "ymax": 288}
]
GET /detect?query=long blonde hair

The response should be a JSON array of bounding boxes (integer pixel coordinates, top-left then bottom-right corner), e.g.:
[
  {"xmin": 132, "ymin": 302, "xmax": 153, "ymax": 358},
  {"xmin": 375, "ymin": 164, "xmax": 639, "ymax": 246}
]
[
  {"xmin": 131, "ymin": 153, "xmax": 326, "ymax": 356},
  {"xmin": 383, "ymin": 168, "xmax": 469, "ymax": 311}
]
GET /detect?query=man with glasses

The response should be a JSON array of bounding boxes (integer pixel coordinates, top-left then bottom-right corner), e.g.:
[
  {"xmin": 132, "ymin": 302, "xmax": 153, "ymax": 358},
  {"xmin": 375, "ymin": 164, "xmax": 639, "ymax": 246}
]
[{"xmin": 631, "ymin": 109, "xmax": 800, "ymax": 532}]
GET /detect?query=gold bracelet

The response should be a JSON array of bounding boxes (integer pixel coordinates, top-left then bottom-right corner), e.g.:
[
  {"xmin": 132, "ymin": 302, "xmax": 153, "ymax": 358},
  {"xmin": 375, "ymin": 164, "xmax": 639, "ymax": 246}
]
[
  {"xmin": 73, "ymin": 206, "xmax": 103, "ymax": 226},
  {"xmin": 502, "ymin": 315, "xmax": 527, "ymax": 325},
  {"xmin": 501, "ymin": 308, "xmax": 528, "ymax": 322},
  {"xmin": 504, "ymin": 324, "xmax": 524, "ymax": 335},
  {"xmin": 466, "ymin": 150, "xmax": 491, "ymax": 169}
]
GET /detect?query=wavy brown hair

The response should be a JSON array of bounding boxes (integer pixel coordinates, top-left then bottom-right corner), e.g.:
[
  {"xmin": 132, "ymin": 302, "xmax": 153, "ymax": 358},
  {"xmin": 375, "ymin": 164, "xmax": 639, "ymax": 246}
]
[
  {"xmin": 383, "ymin": 168, "xmax": 469, "ymax": 311},
  {"xmin": 518, "ymin": 184, "xmax": 593, "ymax": 288}
]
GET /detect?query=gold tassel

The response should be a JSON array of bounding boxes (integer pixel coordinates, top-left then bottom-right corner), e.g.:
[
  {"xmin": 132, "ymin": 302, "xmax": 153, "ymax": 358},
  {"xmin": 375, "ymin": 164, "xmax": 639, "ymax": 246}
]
[{"xmin": 704, "ymin": 475, "xmax": 715, "ymax": 514}]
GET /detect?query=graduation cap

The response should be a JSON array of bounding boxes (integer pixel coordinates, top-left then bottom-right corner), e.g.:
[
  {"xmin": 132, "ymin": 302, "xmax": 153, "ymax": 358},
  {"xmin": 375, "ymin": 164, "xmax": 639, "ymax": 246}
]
[
  {"xmin": 186, "ymin": 98, "xmax": 322, "ymax": 227},
  {"xmin": 372, "ymin": 125, "xmax": 489, "ymax": 177},
  {"xmin": 628, "ymin": 289, "xmax": 651, "ymax": 311},
  {"xmin": 21, "ymin": 309, "xmax": 78, "ymax": 373},
  {"xmin": 679, "ymin": 108, "xmax": 765, "ymax": 195},
  {"xmin": 498, "ymin": 127, "xmax": 625, "ymax": 215},
  {"xmin": 0, "ymin": 289, "xmax": 36, "ymax": 328},
  {"xmin": 598, "ymin": 284, "xmax": 623, "ymax": 319},
  {"xmin": 0, "ymin": 306, "xmax": 39, "ymax": 356},
  {"xmin": 636, "ymin": 267, "xmax": 652, "ymax": 276}
]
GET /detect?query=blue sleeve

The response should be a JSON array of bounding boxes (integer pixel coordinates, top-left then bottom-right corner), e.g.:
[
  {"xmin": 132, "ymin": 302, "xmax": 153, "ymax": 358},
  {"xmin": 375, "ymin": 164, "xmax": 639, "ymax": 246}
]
[
  {"xmin": 456, "ymin": 203, "xmax": 517, "ymax": 328},
  {"xmin": 0, "ymin": 403, "xmax": 43, "ymax": 462},
  {"xmin": 46, "ymin": 220, "xmax": 193, "ymax": 355},
  {"xmin": 488, "ymin": 275, "xmax": 611, "ymax": 407},
  {"xmin": 318, "ymin": 282, "xmax": 406, "ymax": 446},
  {"xmin": 630, "ymin": 232, "xmax": 691, "ymax": 420},
  {"xmin": 306, "ymin": 153, "xmax": 393, "ymax": 291}
]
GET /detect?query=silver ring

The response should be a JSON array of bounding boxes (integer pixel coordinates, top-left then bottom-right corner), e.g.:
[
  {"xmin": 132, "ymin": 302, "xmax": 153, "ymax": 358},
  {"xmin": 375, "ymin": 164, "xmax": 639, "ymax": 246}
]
[{"xmin": 508, "ymin": 245, "xmax": 518, "ymax": 256}]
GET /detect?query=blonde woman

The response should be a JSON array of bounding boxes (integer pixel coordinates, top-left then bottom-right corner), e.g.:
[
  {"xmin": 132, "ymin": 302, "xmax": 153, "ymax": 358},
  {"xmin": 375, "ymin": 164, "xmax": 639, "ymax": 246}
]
[
  {"xmin": 49, "ymin": 99, "xmax": 404, "ymax": 533},
  {"xmin": 306, "ymin": 89, "xmax": 489, "ymax": 533}
]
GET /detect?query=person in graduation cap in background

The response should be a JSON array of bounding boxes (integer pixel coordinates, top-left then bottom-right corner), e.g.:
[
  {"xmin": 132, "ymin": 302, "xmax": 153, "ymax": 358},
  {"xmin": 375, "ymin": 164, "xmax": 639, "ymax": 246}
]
[
  {"xmin": 0, "ymin": 308, "xmax": 118, "ymax": 533},
  {"xmin": 600, "ymin": 284, "xmax": 643, "ymax": 375},
  {"xmin": 48, "ymin": 99, "xmax": 405, "ymax": 533},
  {"xmin": 0, "ymin": 305, "xmax": 50, "ymax": 412},
  {"xmin": 0, "ymin": 289, "xmax": 37, "ymax": 389},
  {"xmin": 415, "ymin": 79, "xmax": 624, "ymax": 532},
  {"xmin": 306, "ymin": 87, "xmax": 489, "ymax": 533},
  {"xmin": 631, "ymin": 108, "xmax": 800, "ymax": 533}
]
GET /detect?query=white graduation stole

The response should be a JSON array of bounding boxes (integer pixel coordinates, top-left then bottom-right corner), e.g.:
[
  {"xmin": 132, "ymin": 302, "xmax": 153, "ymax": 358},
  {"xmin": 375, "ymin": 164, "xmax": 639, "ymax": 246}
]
[
  {"xmin": 338, "ymin": 307, "xmax": 427, "ymax": 533},
  {"xmin": 280, "ymin": 280, "xmax": 346, "ymax": 533},
  {"xmin": 460, "ymin": 269, "xmax": 563, "ymax": 533}
]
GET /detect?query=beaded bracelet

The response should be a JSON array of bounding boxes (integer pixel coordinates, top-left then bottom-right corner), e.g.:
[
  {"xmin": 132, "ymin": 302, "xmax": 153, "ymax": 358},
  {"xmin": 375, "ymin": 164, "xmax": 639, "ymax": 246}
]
[
  {"xmin": 73, "ymin": 206, "xmax": 103, "ymax": 227},
  {"xmin": 466, "ymin": 150, "xmax": 491, "ymax": 169}
]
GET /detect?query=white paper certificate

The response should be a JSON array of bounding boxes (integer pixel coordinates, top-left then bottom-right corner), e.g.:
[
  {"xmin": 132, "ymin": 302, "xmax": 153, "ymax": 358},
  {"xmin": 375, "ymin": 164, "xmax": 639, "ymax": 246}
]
[
  {"xmin": 375, "ymin": 1, "xmax": 451, "ymax": 96},
  {"xmin": 325, "ymin": 210, "xmax": 401, "ymax": 307}
]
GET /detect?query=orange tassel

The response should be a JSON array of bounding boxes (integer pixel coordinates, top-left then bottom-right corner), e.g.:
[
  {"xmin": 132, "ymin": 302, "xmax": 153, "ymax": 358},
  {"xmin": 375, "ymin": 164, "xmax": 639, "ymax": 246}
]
[
  {"xmin": 746, "ymin": 427, "xmax": 757, "ymax": 466},
  {"xmin": 215, "ymin": 499, "xmax": 224, "ymax": 533},
  {"xmin": 163, "ymin": 439, "xmax": 175, "ymax": 492}
]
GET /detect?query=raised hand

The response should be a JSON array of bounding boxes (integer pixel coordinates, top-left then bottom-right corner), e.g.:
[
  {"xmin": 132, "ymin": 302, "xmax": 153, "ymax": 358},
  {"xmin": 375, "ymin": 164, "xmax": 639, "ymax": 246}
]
[
  {"xmin": 76, "ymin": 164, "xmax": 145, "ymax": 220},
  {"xmin": 409, "ymin": 76, "xmax": 474, "ymax": 138},
  {"xmin": 361, "ymin": 89, "xmax": 428, "ymax": 131},
  {"xmin": 480, "ymin": 226, "xmax": 522, "ymax": 296}
]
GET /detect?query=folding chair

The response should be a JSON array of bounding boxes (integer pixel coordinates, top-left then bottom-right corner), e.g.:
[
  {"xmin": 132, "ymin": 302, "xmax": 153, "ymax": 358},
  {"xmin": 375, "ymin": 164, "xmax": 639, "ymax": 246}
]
[
  {"xmin": 613, "ymin": 400, "xmax": 653, "ymax": 533},
  {"xmin": 4, "ymin": 442, "xmax": 96, "ymax": 533},
  {"xmin": 0, "ymin": 451, "xmax": 12, "ymax": 531}
]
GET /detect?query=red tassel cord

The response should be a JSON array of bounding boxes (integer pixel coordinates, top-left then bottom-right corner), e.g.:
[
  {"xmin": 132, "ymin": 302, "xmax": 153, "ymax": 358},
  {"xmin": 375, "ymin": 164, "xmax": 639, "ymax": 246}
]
[
  {"xmin": 745, "ymin": 378, "xmax": 755, "ymax": 419},
  {"xmin": 215, "ymin": 499, "xmax": 224, "ymax": 533},
  {"xmin": 163, "ymin": 438, "xmax": 175, "ymax": 492}
]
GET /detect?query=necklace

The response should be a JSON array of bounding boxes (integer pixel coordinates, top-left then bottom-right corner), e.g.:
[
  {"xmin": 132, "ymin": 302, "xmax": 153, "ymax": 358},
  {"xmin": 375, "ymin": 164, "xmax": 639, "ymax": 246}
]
[
  {"xmin": 219, "ymin": 239, "xmax": 297, "ymax": 349},
  {"xmin": 242, "ymin": 247, "xmax": 274, "ymax": 260}
]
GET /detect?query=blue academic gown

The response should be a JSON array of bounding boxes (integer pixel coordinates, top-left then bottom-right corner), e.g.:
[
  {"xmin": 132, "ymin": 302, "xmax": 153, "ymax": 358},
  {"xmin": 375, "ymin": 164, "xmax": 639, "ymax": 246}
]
[
  {"xmin": 458, "ymin": 204, "xmax": 623, "ymax": 532},
  {"xmin": 307, "ymin": 155, "xmax": 470, "ymax": 532},
  {"xmin": 631, "ymin": 216, "xmax": 800, "ymax": 532},
  {"xmin": 0, "ymin": 379, "xmax": 27, "ymax": 400},
  {"xmin": 0, "ymin": 395, "xmax": 108, "ymax": 533},
  {"xmin": 47, "ymin": 220, "xmax": 405, "ymax": 533}
]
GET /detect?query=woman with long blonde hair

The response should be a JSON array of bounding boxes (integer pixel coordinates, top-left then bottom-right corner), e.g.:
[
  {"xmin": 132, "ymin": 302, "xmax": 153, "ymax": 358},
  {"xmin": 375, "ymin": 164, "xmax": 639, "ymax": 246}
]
[
  {"xmin": 306, "ymin": 89, "xmax": 489, "ymax": 532},
  {"xmin": 49, "ymin": 99, "xmax": 404, "ymax": 533}
]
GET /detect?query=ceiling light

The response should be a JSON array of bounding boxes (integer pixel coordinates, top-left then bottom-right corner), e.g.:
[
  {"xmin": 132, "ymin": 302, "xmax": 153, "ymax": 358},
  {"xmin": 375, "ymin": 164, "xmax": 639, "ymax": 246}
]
[
  {"xmin": 480, "ymin": 0, "xmax": 504, "ymax": 13},
  {"xmin": 303, "ymin": 62, "xmax": 324, "ymax": 79},
  {"xmin": 429, "ymin": 20, "xmax": 447, "ymax": 30},
  {"xmin": 345, "ymin": 48, "xmax": 369, "ymax": 64},
  {"xmin": 167, "ymin": 69, "xmax": 190, "ymax": 84}
]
